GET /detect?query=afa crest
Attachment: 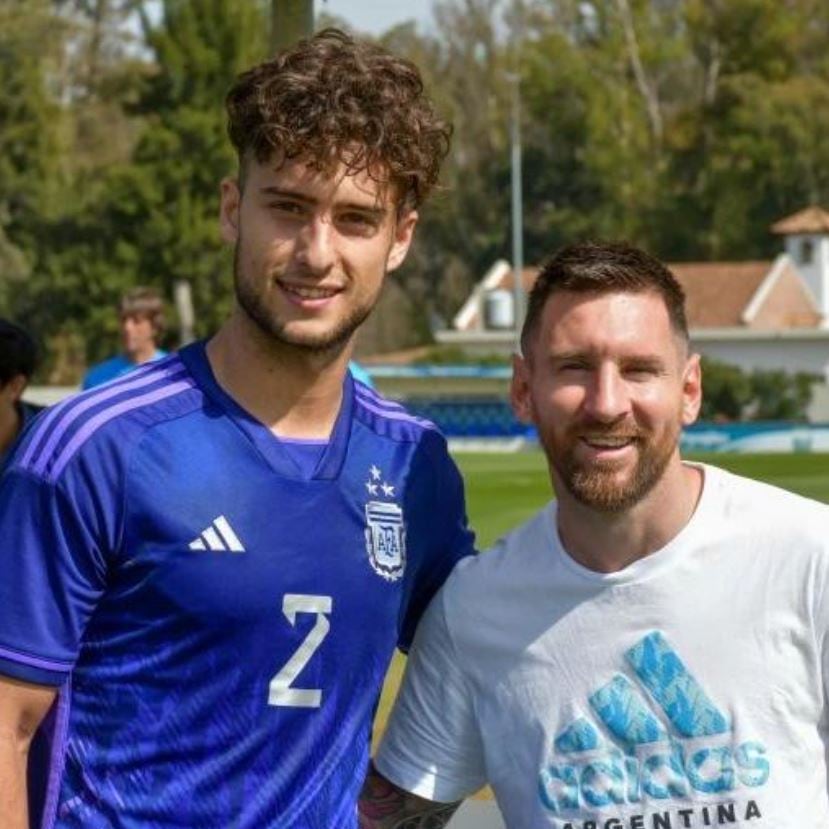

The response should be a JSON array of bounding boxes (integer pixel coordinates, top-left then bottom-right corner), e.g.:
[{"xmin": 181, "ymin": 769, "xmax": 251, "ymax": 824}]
[{"xmin": 365, "ymin": 500, "xmax": 406, "ymax": 582}]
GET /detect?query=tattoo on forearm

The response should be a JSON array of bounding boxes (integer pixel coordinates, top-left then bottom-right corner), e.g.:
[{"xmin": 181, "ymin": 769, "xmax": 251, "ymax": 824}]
[{"xmin": 358, "ymin": 765, "xmax": 461, "ymax": 829}]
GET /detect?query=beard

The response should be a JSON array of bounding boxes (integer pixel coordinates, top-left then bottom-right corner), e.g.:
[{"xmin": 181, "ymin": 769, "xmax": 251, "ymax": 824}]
[
  {"xmin": 545, "ymin": 418, "xmax": 680, "ymax": 513},
  {"xmin": 233, "ymin": 244, "xmax": 378, "ymax": 355}
]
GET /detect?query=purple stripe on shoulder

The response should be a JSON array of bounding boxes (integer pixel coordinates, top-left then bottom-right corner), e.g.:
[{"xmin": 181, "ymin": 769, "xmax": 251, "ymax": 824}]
[
  {"xmin": 21, "ymin": 356, "xmax": 182, "ymax": 471},
  {"xmin": 25, "ymin": 358, "xmax": 185, "ymax": 475},
  {"xmin": 0, "ymin": 645, "xmax": 72, "ymax": 672},
  {"xmin": 353, "ymin": 385, "xmax": 406, "ymax": 409},
  {"xmin": 46, "ymin": 378, "xmax": 196, "ymax": 482},
  {"xmin": 356, "ymin": 396, "xmax": 437, "ymax": 430},
  {"xmin": 354, "ymin": 387, "xmax": 408, "ymax": 414},
  {"xmin": 41, "ymin": 679, "xmax": 72, "ymax": 829}
]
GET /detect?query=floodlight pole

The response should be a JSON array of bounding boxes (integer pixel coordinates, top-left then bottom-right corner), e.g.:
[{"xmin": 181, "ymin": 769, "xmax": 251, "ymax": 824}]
[
  {"xmin": 509, "ymin": 71, "xmax": 525, "ymax": 350},
  {"xmin": 507, "ymin": 0, "xmax": 526, "ymax": 351},
  {"xmin": 271, "ymin": 0, "xmax": 314, "ymax": 52}
]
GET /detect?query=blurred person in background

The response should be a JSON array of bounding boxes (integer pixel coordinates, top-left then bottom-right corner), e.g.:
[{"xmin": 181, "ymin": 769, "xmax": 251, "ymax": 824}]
[
  {"xmin": 81, "ymin": 286, "xmax": 167, "ymax": 389},
  {"xmin": 0, "ymin": 319, "xmax": 41, "ymax": 465}
]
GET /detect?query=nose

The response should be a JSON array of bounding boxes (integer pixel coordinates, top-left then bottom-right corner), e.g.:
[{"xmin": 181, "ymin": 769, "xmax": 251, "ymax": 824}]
[
  {"xmin": 583, "ymin": 363, "xmax": 629, "ymax": 423},
  {"xmin": 295, "ymin": 215, "xmax": 335, "ymax": 275}
]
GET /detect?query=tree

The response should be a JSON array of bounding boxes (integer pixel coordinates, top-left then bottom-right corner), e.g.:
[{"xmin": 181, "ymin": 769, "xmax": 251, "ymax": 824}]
[
  {"xmin": 54, "ymin": 0, "xmax": 269, "ymax": 364},
  {"xmin": 0, "ymin": 0, "xmax": 68, "ymax": 368},
  {"xmin": 271, "ymin": 0, "xmax": 313, "ymax": 51},
  {"xmin": 699, "ymin": 357, "xmax": 752, "ymax": 421},
  {"xmin": 749, "ymin": 368, "xmax": 815, "ymax": 421},
  {"xmin": 6, "ymin": 0, "xmax": 829, "ymax": 368},
  {"xmin": 698, "ymin": 358, "xmax": 815, "ymax": 422}
]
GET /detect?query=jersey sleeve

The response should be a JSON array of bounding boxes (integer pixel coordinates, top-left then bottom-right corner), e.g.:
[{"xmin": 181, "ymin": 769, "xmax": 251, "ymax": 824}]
[
  {"xmin": 375, "ymin": 585, "xmax": 486, "ymax": 802},
  {"xmin": 398, "ymin": 431, "xmax": 475, "ymax": 651},
  {"xmin": 0, "ymin": 466, "xmax": 109, "ymax": 686}
]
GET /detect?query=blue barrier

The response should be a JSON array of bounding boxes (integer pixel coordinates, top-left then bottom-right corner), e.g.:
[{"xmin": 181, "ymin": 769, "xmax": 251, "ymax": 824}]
[
  {"xmin": 403, "ymin": 397, "xmax": 829, "ymax": 452},
  {"xmin": 404, "ymin": 397, "xmax": 534, "ymax": 438},
  {"xmin": 681, "ymin": 422, "xmax": 829, "ymax": 453}
]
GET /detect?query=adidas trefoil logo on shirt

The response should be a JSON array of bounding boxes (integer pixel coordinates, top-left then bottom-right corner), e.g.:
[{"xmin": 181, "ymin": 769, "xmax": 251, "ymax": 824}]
[{"xmin": 189, "ymin": 515, "xmax": 246, "ymax": 553}]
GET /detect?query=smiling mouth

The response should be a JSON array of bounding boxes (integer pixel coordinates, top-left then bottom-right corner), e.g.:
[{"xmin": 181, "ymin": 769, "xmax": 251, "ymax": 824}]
[
  {"xmin": 278, "ymin": 281, "xmax": 342, "ymax": 300},
  {"xmin": 580, "ymin": 435, "xmax": 638, "ymax": 449}
]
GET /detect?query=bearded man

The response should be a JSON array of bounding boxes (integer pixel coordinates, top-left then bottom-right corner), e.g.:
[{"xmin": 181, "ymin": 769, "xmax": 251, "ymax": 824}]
[{"xmin": 360, "ymin": 241, "xmax": 829, "ymax": 828}]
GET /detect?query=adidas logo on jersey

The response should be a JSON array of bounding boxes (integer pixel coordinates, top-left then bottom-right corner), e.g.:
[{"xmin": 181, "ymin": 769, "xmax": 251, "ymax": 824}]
[
  {"xmin": 538, "ymin": 631, "xmax": 769, "ymax": 821},
  {"xmin": 189, "ymin": 515, "xmax": 246, "ymax": 553}
]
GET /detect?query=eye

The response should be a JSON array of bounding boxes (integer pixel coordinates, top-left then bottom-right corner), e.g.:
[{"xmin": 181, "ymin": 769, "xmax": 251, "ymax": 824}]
[
  {"xmin": 337, "ymin": 212, "xmax": 381, "ymax": 234},
  {"xmin": 624, "ymin": 363, "xmax": 661, "ymax": 379},
  {"xmin": 268, "ymin": 200, "xmax": 307, "ymax": 217},
  {"xmin": 558, "ymin": 360, "xmax": 589, "ymax": 373}
]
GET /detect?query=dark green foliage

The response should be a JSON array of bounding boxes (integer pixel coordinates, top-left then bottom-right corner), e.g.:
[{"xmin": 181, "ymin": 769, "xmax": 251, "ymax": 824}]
[
  {"xmin": 3, "ymin": 0, "xmax": 829, "ymax": 378},
  {"xmin": 748, "ymin": 367, "xmax": 816, "ymax": 421},
  {"xmin": 700, "ymin": 357, "xmax": 816, "ymax": 421},
  {"xmin": 699, "ymin": 357, "xmax": 752, "ymax": 421},
  {"xmin": 0, "ymin": 0, "xmax": 267, "ymax": 379}
]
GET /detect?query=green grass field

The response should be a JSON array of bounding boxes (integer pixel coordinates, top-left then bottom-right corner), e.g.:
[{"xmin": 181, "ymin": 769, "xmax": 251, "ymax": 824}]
[{"xmin": 372, "ymin": 450, "xmax": 829, "ymax": 765}]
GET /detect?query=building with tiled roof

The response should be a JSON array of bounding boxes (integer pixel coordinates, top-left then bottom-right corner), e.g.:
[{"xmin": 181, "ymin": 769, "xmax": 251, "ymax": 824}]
[
  {"xmin": 770, "ymin": 205, "xmax": 829, "ymax": 235},
  {"xmin": 436, "ymin": 207, "xmax": 829, "ymax": 382}
]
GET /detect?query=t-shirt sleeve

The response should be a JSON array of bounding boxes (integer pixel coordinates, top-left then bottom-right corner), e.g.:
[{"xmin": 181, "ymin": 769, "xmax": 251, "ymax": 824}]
[
  {"xmin": 376, "ymin": 586, "xmax": 487, "ymax": 802},
  {"xmin": 0, "ymin": 467, "xmax": 108, "ymax": 686},
  {"xmin": 398, "ymin": 431, "xmax": 475, "ymax": 651}
]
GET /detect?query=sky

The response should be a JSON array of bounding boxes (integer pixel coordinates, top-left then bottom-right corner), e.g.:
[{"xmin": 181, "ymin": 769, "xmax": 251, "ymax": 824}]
[{"xmin": 319, "ymin": 0, "xmax": 437, "ymax": 35}]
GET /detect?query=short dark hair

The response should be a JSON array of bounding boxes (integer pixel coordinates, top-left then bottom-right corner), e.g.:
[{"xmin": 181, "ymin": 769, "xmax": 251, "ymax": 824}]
[
  {"xmin": 225, "ymin": 28, "xmax": 452, "ymax": 210},
  {"xmin": 120, "ymin": 287, "xmax": 165, "ymax": 337},
  {"xmin": 0, "ymin": 320, "xmax": 39, "ymax": 385},
  {"xmin": 520, "ymin": 241, "xmax": 689, "ymax": 354}
]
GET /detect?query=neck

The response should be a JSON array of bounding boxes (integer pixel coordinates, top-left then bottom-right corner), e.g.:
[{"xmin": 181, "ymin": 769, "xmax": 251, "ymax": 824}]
[
  {"xmin": 554, "ymin": 459, "xmax": 703, "ymax": 573},
  {"xmin": 0, "ymin": 403, "xmax": 21, "ymax": 456},
  {"xmin": 129, "ymin": 343, "xmax": 157, "ymax": 365},
  {"xmin": 206, "ymin": 308, "xmax": 351, "ymax": 439}
]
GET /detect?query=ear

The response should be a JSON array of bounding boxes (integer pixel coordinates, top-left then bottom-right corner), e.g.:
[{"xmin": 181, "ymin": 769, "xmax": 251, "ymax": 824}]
[
  {"xmin": 385, "ymin": 209, "xmax": 418, "ymax": 273},
  {"xmin": 510, "ymin": 352, "xmax": 535, "ymax": 424},
  {"xmin": 681, "ymin": 352, "xmax": 702, "ymax": 426},
  {"xmin": 219, "ymin": 177, "xmax": 241, "ymax": 244},
  {"xmin": 6, "ymin": 373, "xmax": 27, "ymax": 404}
]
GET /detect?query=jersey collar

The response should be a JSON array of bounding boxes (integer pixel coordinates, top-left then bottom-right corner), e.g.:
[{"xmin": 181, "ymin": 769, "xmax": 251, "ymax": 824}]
[{"xmin": 179, "ymin": 340, "xmax": 353, "ymax": 481}]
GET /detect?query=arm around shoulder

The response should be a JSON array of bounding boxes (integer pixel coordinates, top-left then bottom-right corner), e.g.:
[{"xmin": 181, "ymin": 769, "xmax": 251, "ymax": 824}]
[
  {"xmin": 0, "ymin": 675, "xmax": 58, "ymax": 829},
  {"xmin": 358, "ymin": 762, "xmax": 462, "ymax": 829}
]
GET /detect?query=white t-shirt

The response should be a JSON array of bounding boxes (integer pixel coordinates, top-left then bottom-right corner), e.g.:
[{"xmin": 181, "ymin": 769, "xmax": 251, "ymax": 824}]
[{"xmin": 376, "ymin": 464, "xmax": 829, "ymax": 827}]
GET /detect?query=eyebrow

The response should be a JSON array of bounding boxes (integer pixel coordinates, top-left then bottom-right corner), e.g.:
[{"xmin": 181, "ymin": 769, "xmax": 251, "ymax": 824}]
[
  {"xmin": 258, "ymin": 186, "xmax": 387, "ymax": 218},
  {"xmin": 549, "ymin": 350, "xmax": 667, "ymax": 366},
  {"xmin": 259, "ymin": 186, "xmax": 315, "ymax": 203}
]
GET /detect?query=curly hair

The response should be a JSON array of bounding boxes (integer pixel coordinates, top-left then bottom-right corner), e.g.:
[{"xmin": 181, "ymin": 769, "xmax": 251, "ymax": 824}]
[{"xmin": 226, "ymin": 28, "xmax": 452, "ymax": 210}]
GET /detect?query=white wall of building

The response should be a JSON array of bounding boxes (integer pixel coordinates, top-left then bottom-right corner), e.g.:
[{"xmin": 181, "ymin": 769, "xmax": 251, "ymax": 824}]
[
  {"xmin": 691, "ymin": 335, "xmax": 829, "ymax": 380},
  {"xmin": 783, "ymin": 234, "xmax": 829, "ymax": 322}
]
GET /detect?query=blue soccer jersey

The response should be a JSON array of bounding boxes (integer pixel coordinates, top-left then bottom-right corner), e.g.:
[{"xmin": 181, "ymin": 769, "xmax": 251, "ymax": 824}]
[{"xmin": 0, "ymin": 342, "xmax": 474, "ymax": 829}]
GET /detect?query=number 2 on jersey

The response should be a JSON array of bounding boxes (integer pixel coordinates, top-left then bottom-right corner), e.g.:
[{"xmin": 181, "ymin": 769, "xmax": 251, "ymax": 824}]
[{"xmin": 268, "ymin": 594, "xmax": 332, "ymax": 708}]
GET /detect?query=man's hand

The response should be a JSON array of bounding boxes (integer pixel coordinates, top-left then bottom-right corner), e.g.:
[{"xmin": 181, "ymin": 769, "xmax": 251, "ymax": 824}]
[{"xmin": 358, "ymin": 762, "xmax": 462, "ymax": 829}]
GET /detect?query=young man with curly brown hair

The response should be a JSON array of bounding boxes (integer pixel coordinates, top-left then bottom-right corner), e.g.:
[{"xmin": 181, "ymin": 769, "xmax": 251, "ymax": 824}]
[{"xmin": 0, "ymin": 29, "xmax": 472, "ymax": 829}]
